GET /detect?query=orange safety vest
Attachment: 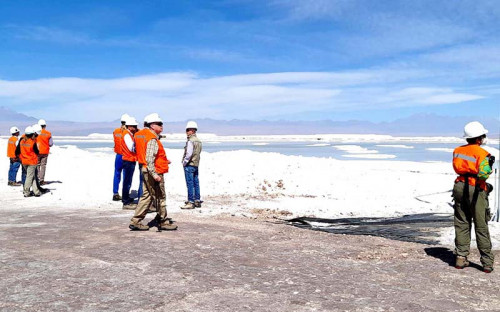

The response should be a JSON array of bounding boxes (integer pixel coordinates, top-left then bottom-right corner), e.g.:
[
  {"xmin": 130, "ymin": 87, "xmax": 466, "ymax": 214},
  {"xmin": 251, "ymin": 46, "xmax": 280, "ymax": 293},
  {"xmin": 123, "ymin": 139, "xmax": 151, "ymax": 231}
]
[
  {"xmin": 113, "ymin": 127, "xmax": 124, "ymax": 155},
  {"xmin": 121, "ymin": 130, "xmax": 137, "ymax": 162},
  {"xmin": 7, "ymin": 136, "xmax": 18, "ymax": 158},
  {"xmin": 19, "ymin": 138, "xmax": 38, "ymax": 165},
  {"xmin": 37, "ymin": 128, "xmax": 52, "ymax": 154},
  {"xmin": 453, "ymin": 144, "xmax": 490, "ymax": 191},
  {"xmin": 134, "ymin": 129, "xmax": 169, "ymax": 173}
]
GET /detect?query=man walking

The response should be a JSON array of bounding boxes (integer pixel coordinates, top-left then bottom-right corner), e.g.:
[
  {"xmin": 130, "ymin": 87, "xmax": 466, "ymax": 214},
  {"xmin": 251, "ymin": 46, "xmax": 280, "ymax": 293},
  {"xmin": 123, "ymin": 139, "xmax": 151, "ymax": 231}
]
[
  {"xmin": 16, "ymin": 126, "xmax": 41, "ymax": 197},
  {"xmin": 180, "ymin": 121, "xmax": 202, "ymax": 209},
  {"xmin": 121, "ymin": 116, "xmax": 139, "ymax": 209},
  {"xmin": 36, "ymin": 119, "xmax": 53, "ymax": 185},
  {"xmin": 7, "ymin": 126, "xmax": 21, "ymax": 186},
  {"xmin": 129, "ymin": 113, "xmax": 177, "ymax": 231},
  {"xmin": 452, "ymin": 121, "xmax": 495, "ymax": 273},
  {"xmin": 112, "ymin": 114, "xmax": 129, "ymax": 201}
]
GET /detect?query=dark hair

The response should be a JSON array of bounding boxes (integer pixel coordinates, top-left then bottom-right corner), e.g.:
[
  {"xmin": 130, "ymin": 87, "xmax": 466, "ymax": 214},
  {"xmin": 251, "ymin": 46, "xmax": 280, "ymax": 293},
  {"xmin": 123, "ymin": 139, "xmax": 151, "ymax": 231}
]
[{"xmin": 466, "ymin": 134, "xmax": 486, "ymax": 144}]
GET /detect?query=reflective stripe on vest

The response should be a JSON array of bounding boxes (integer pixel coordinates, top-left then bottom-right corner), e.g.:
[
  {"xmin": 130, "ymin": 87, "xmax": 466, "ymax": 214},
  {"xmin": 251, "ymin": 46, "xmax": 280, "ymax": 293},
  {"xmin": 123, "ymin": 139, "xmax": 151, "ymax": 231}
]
[
  {"xmin": 7, "ymin": 136, "xmax": 18, "ymax": 158},
  {"xmin": 19, "ymin": 138, "xmax": 38, "ymax": 165}
]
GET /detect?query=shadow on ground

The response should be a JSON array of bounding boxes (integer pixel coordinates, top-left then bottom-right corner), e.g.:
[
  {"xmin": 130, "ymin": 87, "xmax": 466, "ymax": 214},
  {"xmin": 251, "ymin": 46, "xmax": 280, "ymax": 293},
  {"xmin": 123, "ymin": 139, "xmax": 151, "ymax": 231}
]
[
  {"xmin": 287, "ymin": 213, "xmax": 453, "ymax": 245},
  {"xmin": 424, "ymin": 247, "xmax": 484, "ymax": 271}
]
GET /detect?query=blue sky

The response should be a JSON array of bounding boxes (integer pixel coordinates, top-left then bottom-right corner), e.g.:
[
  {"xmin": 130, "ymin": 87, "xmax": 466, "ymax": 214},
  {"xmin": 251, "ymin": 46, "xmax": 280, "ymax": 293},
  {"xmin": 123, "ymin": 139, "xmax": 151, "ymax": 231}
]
[{"xmin": 0, "ymin": 0, "xmax": 499, "ymax": 122}]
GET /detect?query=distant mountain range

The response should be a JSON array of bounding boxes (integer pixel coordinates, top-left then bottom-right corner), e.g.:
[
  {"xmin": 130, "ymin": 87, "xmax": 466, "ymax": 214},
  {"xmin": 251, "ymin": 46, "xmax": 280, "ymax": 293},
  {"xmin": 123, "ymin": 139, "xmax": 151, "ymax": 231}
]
[{"xmin": 0, "ymin": 106, "xmax": 498, "ymax": 137}]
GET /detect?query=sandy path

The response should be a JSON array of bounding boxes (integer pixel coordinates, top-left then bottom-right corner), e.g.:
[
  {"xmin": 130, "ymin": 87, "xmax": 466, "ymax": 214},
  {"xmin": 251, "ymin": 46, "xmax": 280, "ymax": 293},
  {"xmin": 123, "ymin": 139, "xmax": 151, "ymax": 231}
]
[{"xmin": 0, "ymin": 206, "xmax": 499, "ymax": 312}]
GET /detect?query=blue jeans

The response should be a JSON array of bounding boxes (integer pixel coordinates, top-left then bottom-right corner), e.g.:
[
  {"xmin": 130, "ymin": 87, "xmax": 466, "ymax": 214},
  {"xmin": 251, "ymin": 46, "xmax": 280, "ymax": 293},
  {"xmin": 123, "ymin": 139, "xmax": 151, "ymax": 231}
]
[
  {"xmin": 184, "ymin": 165, "xmax": 200, "ymax": 203},
  {"xmin": 8, "ymin": 159, "xmax": 20, "ymax": 182},
  {"xmin": 122, "ymin": 160, "xmax": 136, "ymax": 204},
  {"xmin": 113, "ymin": 154, "xmax": 124, "ymax": 194}
]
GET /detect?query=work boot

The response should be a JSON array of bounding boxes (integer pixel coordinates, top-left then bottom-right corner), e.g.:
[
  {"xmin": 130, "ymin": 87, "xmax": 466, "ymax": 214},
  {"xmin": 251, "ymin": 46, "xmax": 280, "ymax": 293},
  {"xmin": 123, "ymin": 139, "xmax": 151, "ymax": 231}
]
[
  {"xmin": 112, "ymin": 193, "xmax": 122, "ymax": 201},
  {"xmin": 122, "ymin": 203, "xmax": 137, "ymax": 210},
  {"xmin": 180, "ymin": 202, "xmax": 195, "ymax": 209},
  {"xmin": 7, "ymin": 181, "xmax": 13, "ymax": 186},
  {"xmin": 159, "ymin": 222, "xmax": 178, "ymax": 231},
  {"xmin": 12, "ymin": 182, "xmax": 22, "ymax": 186},
  {"xmin": 455, "ymin": 256, "xmax": 470, "ymax": 269},
  {"xmin": 129, "ymin": 223, "xmax": 149, "ymax": 231},
  {"xmin": 483, "ymin": 266, "xmax": 494, "ymax": 273},
  {"xmin": 194, "ymin": 200, "xmax": 203, "ymax": 208}
]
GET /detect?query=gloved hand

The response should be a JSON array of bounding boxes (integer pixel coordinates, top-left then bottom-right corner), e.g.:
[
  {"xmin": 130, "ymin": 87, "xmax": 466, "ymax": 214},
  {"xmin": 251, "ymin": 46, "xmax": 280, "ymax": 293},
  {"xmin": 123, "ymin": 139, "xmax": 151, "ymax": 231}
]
[{"xmin": 489, "ymin": 155, "xmax": 495, "ymax": 167}]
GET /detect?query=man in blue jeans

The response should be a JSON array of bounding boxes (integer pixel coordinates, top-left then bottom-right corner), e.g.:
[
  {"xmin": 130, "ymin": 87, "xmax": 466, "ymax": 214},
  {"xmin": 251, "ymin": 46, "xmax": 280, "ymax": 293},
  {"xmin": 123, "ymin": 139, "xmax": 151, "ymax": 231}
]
[
  {"xmin": 180, "ymin": 121, "xmax": 203, "ymax": 209},
  {"xmin": 7, "ymin": 126, "xmax": 21, "ymax": 186}
]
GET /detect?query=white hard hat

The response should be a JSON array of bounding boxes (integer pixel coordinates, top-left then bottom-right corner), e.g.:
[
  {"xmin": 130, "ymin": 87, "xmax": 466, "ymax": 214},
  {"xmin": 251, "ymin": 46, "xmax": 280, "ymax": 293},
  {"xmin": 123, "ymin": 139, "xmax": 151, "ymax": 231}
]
[
  {"xmin": 463, "ymin": 121, "xmax": 488, "ymax": 139},
  {"xmin": 125, "ymin": 116, "xmax": 138, "ymax": 126},
  {"xmin": 143, "ymin": 114, "xmax": 151, "ymax": 123},
  {"xmin": 186, "ymin": 121, "xmax": 198, "ymax": 130},
  {"xmin": 32, "ymin": 124, "xmax": 42, "ymax": 134},
  {"xmin": 38, "ymin": 119, "xmax": 46, "ymax": 126},
  {"xmin": 10, "ymin": 126, "xmax": 20, "ymax": 134},
  {"xmin": 145, "ymin": 113, "xmax": 163, "ymax": 124},
  {"xmin": 121, "ymin": 113, "xmax": 130, "ymax": 122},
  {"xmin": 25, "ymin": 126, "xmax": 34, "ymax": 135}
]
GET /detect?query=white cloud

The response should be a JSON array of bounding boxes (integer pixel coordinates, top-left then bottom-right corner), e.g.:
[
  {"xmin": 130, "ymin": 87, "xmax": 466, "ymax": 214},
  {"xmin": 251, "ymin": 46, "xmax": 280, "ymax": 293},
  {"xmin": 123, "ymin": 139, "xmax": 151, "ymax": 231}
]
[{"xmin": 0, "ymin": 70, "xmax": 485, "ymax": 122}]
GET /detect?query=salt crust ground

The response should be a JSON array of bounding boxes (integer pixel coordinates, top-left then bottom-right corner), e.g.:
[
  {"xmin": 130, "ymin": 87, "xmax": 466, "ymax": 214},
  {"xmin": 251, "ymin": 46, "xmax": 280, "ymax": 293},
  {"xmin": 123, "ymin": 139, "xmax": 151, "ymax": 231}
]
[{"xmin": 0, "ymin": 136, "xmax": 499, "ymax": 249}]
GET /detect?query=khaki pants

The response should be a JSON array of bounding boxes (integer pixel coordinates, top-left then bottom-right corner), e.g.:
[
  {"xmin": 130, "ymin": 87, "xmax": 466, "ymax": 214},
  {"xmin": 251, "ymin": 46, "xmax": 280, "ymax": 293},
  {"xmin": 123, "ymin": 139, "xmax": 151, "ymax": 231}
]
[
  {"xmin": 130, "ymin": 167, "xmax": 167, "ymax": 225},
  {"xmin": 23, "ymin": 165, "xmax": 41, "ymax": 196},
  {"xmin": 37, "ymin": 154, "xmax": 48, "ymax": 182},
  {"xmin": 453, "ymin": 181, "xmax": 494, "ymax": 267}
]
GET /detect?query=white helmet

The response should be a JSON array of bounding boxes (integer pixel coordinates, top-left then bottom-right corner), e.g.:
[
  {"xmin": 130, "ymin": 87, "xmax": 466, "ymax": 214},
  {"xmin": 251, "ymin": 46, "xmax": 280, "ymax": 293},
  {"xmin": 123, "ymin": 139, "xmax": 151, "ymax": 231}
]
[
  {"xmin": 145, "ymin": 113, "xmax": 163, "ymax": 124},
  {"xmin": 121, "ymin": 113, "xmax": 130, "ymax": 122},
  {"xmin": 186, "ymin": 121, "xmax": 198, "ymax": 130},
  {"xmin": 125, "ymin": 116, "xmax": 138, "ymax": 126},
  {"xmin": 38, "ymin": 119, "xmax": 46, "ymax": 126},
  {"xmin": 25, "ymin": 126, "xmax": 34, "ymax": 135},
  {"xmin": 463, "ymin": 121, "xmax": 488, "ymax": 139},
  {"xmin": 10, "ymin": 126, "xmax": 20, "ymax": 134},
  {"xmin": 32, "ymin": 124, "xmax": 42, "ymax": 134}
]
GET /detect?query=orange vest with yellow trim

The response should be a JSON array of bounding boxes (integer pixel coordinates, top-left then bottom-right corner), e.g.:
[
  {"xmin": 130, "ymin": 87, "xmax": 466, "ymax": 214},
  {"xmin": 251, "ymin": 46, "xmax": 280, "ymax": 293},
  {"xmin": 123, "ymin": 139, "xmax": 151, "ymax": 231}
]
[
  {"xmin": 19, "ymin": 138, "xmax": 38, "ymax": 165},
  {"xmin": 121, "ymin": 130, "xmax": 137, "ymax": 162},
  {"xmin": 453, "ymin": 144, "xmax": 490, "ymax": 191},
  {"xmin": 7, "ymin": 136, "xmax": 18, "ymax": 158},
  {"xmin": 113, "ymin": 127, "xmax": 124, "ymax": 155},
  {"xmin": 37, "ymin": 128, "xmax": 52, "ymax": 154}
]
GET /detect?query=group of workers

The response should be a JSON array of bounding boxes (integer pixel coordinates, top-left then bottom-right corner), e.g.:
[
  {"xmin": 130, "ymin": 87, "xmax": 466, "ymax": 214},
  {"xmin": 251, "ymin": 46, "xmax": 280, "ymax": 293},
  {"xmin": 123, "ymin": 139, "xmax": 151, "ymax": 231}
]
[
  {"xmin": 4, "ymin": 117, "xmax": 495, "ymax": 272},
  {"xmin": 6, "ymin": 119, "xmax": 53, "ymax": 197},
  {"xmin": 111, "ymin": 113, "xmax": 202, "ymax": 232}
]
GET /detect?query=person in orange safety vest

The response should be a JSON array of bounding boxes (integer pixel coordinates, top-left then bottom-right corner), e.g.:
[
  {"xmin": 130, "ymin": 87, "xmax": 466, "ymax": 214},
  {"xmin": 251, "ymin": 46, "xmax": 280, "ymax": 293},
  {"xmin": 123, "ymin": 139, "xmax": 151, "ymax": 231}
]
[
  {"xmin": 7, "ymin": 126, "xmax": 21, "ymax": 186},
  {"xmin": 129, "ymin": 113, "xmax": 177, "ymax": 231},
  {"xmin": 112, "ymin": 114, "xmax": 129, "ymax": 201},
  {"xmin": 452, "ymin": 121, "xmax": 495, "ymax": 273},
  {"xmin": 36, "ymin": 119, "xmax": 53, "ymax": 185},
  {"xmin": 120, "ymin": 116, "xmax": 139, "ymax": 208},
  {"xmin": 15, "ymin": 126, "xmax": 41, "ymax": 197}
]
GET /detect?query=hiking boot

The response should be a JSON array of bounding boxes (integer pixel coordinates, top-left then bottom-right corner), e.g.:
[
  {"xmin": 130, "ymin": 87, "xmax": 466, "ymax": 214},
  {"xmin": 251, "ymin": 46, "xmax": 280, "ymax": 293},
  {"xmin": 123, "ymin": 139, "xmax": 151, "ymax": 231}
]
[
  {"xmin": 483, "ymin": 266, "xmax": 494, "ymax": 273},
  {"xmin": 180, "ymin": 202, "xmax": 195, "ymax": 209},
  {"xmin": 7, "ymin": 181, "xmax": 13, "ymax": 186},
  {"xmin": 11, "ymin": 182, "xmax": 22, "ymax": 186},
  {"xmin": 122, "ymin": 203, "xmax": 137, "ymax": 210},
  {"xmin": 129, "ymin": 223, "xmax": 149, "ymax": 231},
  {"xmin": 194, "ymin": 200, "xmax": 203, "ymax": 208},
  {"xmin": 112, "ymin": 194, "xmax": 122, "ymax": 201},
  {"xmin": 455, "ymin": 256, "xmax": 470, "ymax": 269},
  {"xmin": 159, "ymin": 222, "xmax": 178, "ymax": 231}
]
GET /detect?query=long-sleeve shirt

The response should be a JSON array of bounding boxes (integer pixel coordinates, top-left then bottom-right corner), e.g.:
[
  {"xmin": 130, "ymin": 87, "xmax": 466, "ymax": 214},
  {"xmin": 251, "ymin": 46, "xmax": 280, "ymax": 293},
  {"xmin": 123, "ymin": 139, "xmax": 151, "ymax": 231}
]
[
  {"xmin": 182, "ymin": 141, "xmax": 194, "ymax": 167},
  {"xmin": 123, "ymin": 132, "xmax": 135, "ymax": 153},
  {"xmin": 145, "ymin": 137, "xmax": 159, "ymax": 178}
]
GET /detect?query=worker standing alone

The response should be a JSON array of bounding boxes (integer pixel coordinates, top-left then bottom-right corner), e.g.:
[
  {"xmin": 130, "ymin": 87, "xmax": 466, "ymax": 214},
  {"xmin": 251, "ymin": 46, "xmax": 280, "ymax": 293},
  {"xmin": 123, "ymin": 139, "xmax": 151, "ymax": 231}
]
[{"xmin": 452, "ymin": 121, "xmax": 495, "ymax": 273}]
